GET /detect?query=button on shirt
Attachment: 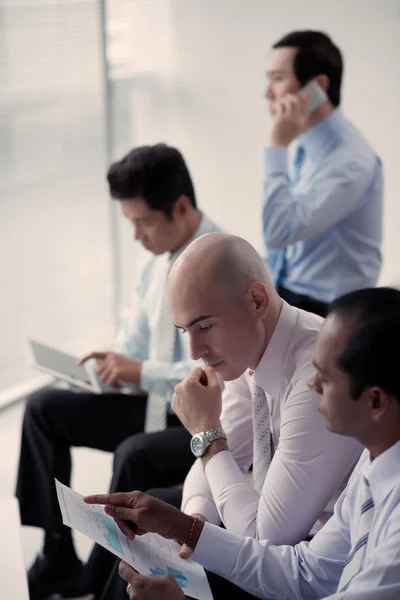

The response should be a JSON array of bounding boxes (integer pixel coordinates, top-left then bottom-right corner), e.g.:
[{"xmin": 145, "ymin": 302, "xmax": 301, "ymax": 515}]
[
  {"xmin": 192, "ymin": 441, "xmax": 400, "ymax": 600},
  {"xmin": 110, "ymin": 214, "xmax": 222, "ymax": 404},
  {"xmin": 182, "ymin": 302, "xmax": 363, "ymax": 544},
  {"xmin": 262, "ymin": 108, "xmax": 383, "ymax": 303}
]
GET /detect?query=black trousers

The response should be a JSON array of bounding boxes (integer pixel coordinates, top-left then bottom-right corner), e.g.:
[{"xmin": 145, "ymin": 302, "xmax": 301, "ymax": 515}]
[
  {"xmin": 278, "ymin": 285, "xmax": 328, "ymax": 318},
  {"xmin": 15, "ymin": 387, "xmax": 194, "ymax": 594}
]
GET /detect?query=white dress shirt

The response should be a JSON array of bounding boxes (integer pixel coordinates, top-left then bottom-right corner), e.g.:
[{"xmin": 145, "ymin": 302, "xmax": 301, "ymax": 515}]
[
  {"xmin": 192, "ymin": 441, "xmax": 400, "ymax": 599},
  {"xmin": 182, "ymin": 302, "xmax": 363, "ymax": 544}
]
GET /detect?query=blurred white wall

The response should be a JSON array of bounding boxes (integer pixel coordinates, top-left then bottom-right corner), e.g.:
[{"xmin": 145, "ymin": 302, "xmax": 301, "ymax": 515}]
[{"xmin": 114, "ymin": 0, "xmax": 400, "ymax": 306}]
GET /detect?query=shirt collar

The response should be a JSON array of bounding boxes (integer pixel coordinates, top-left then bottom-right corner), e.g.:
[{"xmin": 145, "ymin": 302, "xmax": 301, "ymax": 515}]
[
  {"xmin": 365, "ymin": 440, "xmax": 400, "ymax": 508},
  {"xmin": 292, "ymin": 107, "xmax": 345, "ymax": 161},
  {"xmin": 252, "ymin": 301, "xmax": 299, "ymax": 398},
  {"xmin": 169, "ymin": 213, "xmax": 212, "ymax": 264}
]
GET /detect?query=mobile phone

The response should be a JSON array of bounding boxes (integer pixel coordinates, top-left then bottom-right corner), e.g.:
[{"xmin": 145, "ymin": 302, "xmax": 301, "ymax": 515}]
[{"xmin": 297, "ymin": 80, "xmax": 328, "ymax": 114}]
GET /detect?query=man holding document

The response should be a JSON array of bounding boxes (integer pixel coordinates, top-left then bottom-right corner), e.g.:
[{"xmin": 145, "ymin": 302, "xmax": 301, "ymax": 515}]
[{"xmin": 83, "ymin": 288, "xmax": 400, "ymax": 600}]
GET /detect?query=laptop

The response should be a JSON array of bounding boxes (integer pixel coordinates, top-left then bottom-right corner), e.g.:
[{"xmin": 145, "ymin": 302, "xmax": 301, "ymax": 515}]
[{"xmin": 28, "ymin": 339, "xmax": 101, "ymax": 393}]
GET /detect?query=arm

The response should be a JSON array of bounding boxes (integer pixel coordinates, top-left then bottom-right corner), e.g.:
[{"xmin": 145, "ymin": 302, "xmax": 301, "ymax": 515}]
[
  {"xmin": 262, "ymin": 146, "xmax": 377, "ymax": 247},
  {"xmin": 192, "ymin": 489, "xmax": 352, "ymax": 600},
  {"xmin": 206, "ymin": 376, "xmax": 362, "ymax": 543},
  {"xmin": 181, "ymin": 376, "xmax": 254, "ymax": 523},
  {"xmin": 113, "ymin": 271, "xmax": 197, "ymax": 395}
]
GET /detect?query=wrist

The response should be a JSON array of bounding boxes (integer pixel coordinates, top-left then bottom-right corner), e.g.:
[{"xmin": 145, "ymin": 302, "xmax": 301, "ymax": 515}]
[
  {"xmin": 193, "ymin": 421, "xmax": 221, "ymax": 434},
  {"xmin": 201, "ymin": 438, "xmax": 228, "ymax": 466},
  {"xmin": 172, "ymin": 513, "xmax": 204, "ymax": 551}
]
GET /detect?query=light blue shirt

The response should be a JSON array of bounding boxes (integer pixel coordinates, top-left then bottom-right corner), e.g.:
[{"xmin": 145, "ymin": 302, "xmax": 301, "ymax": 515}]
[
  {"xmin": 111, "ymin": 213, "xmax": 222, "ymax": 404},
  {"xmin": 193, "ymin": 440, "xmax": 400, "ymax": 599},
  {"xmin": 262, "ymin": 109, "xmax": 383, "ymax": 303}
]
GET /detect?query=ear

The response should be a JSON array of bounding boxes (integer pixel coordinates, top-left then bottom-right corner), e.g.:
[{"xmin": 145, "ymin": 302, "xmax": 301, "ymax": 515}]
[
  {"xmin": 367, "ymin": 387, "xmax": 391, "ymax": 423},
  {"xmin": 173, "ymin": 195, "xmax": 191, "ymax": 218},
  {"xmin": 246, "ymin": 282, "xmax": 270, "ymax": 319},
  {"xmin": 315, "ymin": 74, "xmax": 330, "ymax": 94}
]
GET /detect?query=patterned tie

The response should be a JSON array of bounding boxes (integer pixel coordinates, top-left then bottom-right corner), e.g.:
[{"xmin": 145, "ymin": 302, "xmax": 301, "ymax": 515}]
[
  {"xmin": 144, "ymin": 261, "xmax": 176, "ymax": 433},
  {"xmin": 337, "ymin": 474, "xmax": 375, "ymax": 592},
  {"xmin": 250, "ymin": 376, "xmax": 272, "ymax": 493}
]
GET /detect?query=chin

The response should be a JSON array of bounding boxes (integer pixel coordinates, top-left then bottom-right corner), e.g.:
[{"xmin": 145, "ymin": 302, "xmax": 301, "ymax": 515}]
[{"xmin": 214, "ymin": 362, "xmax": 246, "ymax": 382}]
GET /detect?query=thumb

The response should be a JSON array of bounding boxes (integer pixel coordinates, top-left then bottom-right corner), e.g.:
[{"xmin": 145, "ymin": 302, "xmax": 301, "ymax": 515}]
[
  {"xmin": 179, "ymin": 543, "xmax": 193, "ymax": 559},
  {"xmin": 204, "ymin": 365, "xmax": 222, "ymax": 388}
]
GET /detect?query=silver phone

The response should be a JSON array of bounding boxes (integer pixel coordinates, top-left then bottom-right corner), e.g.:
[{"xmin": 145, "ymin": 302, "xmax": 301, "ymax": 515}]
[{"xmin": 297, "ymin": 80, "xmax": 328, "ymax": 114}]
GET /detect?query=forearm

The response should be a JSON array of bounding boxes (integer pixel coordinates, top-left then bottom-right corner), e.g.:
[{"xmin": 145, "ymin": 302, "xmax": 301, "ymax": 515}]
[{"xmin": 181, "ymin": 459, "xmax": 221, "ymax": 525}]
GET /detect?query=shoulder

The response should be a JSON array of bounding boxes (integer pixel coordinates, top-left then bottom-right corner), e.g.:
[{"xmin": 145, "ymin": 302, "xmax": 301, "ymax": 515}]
[
  {"xmin": 329, "ymin": 114, "xmax": 380, "ymax": 174},
  {"xmin": 134, "ymin": 252, "xmax": 166, "ymax": 297}
]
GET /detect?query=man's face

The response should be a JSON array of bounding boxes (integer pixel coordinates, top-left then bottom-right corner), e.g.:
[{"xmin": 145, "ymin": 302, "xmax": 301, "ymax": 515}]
[
  {"xmin": 119, "ymin": 198, "xmax": 183, "ymax": 255},
  {"xmin": 264, "ymin": 47, "xmax": 300, "ymax": 115},
  {"xmin": 309, "ymin": 315, "xmax": 371, "ymax": 437},
  {"xmin": 169, "ymin": 280, "xmax": 264, "ymax": 381}
]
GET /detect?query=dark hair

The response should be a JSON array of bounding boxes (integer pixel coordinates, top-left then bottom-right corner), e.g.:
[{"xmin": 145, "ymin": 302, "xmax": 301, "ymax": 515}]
[
  {"xmin": 328, "ymin": 288, "xmax": 400, "ymax": 403},
  {"xmin": 337, "ymin": 314, "xmax": 400, "ymax": 405},
  {"xmin": 273, "ymin": 30, "xmax": 343, "ymax": 107},
  {"xmin": 107, "ymin": 143, "xmax": 197, "ymax": 218}
]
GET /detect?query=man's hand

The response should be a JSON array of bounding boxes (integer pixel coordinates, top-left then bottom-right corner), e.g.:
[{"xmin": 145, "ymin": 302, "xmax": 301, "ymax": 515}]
[
  {"xmin": 269, "ymin": 93, "xmax": 308, "ymax": 146},
  {"xmin": 83, "ymin": 491, "xmax": 204, "ymax": 550},
  {"xmin": 119, "ymin": 562, "xmax": 184, "ymax": 600},
  {"xmin": 172, "ymin": 367, "xmax": 223, "ymax": 435},
  {"xmin": 79, "ymin": 351, "xmax": 142, "ymax": 389}
]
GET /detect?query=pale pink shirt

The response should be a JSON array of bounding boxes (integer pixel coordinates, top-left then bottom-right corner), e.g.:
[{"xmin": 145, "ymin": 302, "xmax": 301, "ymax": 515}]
[{"xmin": 182, "ymin": 301, "xmax": 363, "ymax": 544}]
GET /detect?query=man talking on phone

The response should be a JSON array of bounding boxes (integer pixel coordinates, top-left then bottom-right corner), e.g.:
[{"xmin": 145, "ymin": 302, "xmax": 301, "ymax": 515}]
[{"xmin": 262, "ymin": 31, "xmax": 383, "ymax": 317}]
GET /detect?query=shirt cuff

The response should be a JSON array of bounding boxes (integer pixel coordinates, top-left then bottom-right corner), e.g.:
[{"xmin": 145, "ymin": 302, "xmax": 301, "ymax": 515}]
[
  {"xmin": 205, "ymin": 450, "xmax": 247, "ymax": 493},
  {"xmin": 182, "ymin": 497, "xmax": 221, "ymax": 526},
  {"xmin": 263, "ymin": 146, "xmax": 289, "ymax": 177},
  {"xmin": 192, "ymin": 522, "xmax": 244, "ymax": 578}
]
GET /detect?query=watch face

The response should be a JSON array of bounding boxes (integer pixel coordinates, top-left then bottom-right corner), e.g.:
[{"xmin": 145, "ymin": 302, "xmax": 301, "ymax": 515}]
[{"xmin": 190, "ymin": 434, "xmax": 205, "ymax": 457}]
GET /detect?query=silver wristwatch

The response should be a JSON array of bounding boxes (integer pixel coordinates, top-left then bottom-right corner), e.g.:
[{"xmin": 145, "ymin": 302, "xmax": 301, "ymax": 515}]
[{"xmin": 190, "ymin": 427, "xmax": 227, "ymax": 458}]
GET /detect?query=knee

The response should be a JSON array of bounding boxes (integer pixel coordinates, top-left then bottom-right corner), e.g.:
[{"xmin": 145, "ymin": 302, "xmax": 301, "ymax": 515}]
[
  {"xmin": 24, "ymin": 388, "xmax": 63, "ymax": 424},
  {"xmin": 114, "ymin": 433, "xmax": 154, "ymax": 470}
]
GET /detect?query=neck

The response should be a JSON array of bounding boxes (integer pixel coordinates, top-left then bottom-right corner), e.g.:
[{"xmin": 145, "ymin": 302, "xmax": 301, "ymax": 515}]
[
  {"xmin": 250, "ymin": 295, "xmax": 283, "ymax": 371},
  {"xmin": 362, "ymin": 429, "xmax": 400, "ymax": 461},
  {"xmin": 305, "ymin": 101, "xmax": 334, "ymax": 131},
  {"xmin": 172, "ymin": 210, "xmax": 202, "ymax": 253}
]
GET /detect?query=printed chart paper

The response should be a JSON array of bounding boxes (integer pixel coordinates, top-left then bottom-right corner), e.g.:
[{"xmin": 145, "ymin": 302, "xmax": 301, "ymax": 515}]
[{"xmin": 55, "ymin": 480, "xmax": 213, "ymax": 600}]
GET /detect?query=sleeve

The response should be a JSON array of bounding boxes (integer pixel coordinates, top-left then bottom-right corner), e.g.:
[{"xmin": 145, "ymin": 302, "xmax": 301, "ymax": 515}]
[
  {"xmin": 192, "ymin": 487, "xmax": 351, "ymax": 600},
  {"xmin": 262, "ymin": 146, "xmax": 378, "ymax": 248},
  {"xmin": 205, "ymin": 376, "xmax": 362, "ymax": 544},
  {"xmin": 113, "ymin": 266, "xmax": 198, "ymax": 397},
  {"xmin": 181, "ymin": 376, "xmax": 254, "ymax": 523}
]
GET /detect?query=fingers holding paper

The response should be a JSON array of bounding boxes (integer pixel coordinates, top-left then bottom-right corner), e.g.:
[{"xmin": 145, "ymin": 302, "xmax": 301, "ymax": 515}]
[{"xmin": 119, "ymin": 562, "xmax": 185, "ymax": 600}]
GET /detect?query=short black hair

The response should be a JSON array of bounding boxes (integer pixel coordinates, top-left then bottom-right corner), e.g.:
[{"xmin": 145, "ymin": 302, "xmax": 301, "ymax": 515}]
[
  {"xmin": 107, "ymin": 143, "xmax": 197, "ymax": 218},
  {"xmin": 273, "ymin": 30, "xmax": 343, "ymax": 107},
  {"xmin": 328, "ymin": 288, "xmax": 400, "ymax": 403}
]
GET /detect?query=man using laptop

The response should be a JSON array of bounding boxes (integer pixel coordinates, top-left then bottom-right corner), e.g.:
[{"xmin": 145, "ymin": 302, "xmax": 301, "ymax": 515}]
[{"xmin": 16, "ymin": 143, "xmax": 222, "ymax": 600}]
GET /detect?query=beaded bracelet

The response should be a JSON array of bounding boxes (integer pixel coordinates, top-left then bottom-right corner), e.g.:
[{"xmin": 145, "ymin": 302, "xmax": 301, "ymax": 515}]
[{"xmin": 185, "ymin": 516, "xmax": 199, "ymax": 549}]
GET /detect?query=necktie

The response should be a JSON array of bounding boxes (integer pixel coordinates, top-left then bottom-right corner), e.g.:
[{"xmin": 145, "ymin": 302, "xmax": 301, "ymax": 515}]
[
  {"xmin": 292, "ymin": 145, "xmax": 305, "ymax": 185},
  {"xmin": 250, "ymin": 376, "xmax": 272, "ymax": 493},
  {"xmin": 144, "ymin": 261, "xmax": 176, "ymax": 432},
  {"xmin": 337, "ymin": 474, "xmax": 375, "ymax": 592},
  {"xmin": 274, "ymin": 145, "xmax": 305, "ymax": 285}
]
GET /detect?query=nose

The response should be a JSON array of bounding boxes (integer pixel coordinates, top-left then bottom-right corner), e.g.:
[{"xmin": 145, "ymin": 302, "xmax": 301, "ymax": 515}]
[
  {"xmin": 308, "ymin": 373, "xmax": 317, "ymax": 391},
  {"xmin": 132, "ymin": 223, "xmax": 142, "ymax": 241},
  {"xmin": 189, "ymin": 334, "xmax": 208, "ymax": 362},
  {"xmin": 264, "ymin": 83, "xmax": 274, "ymax": 101}
]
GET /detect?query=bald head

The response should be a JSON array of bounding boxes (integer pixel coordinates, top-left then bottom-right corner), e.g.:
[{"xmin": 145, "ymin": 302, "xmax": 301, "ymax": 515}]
[
  {"xmin": 169, "ymin": 232, "xmax": 275, "ymax": 300},
  {"xmin": 167, "ymin": 233, "xmax": 282, "ymax": 379}
]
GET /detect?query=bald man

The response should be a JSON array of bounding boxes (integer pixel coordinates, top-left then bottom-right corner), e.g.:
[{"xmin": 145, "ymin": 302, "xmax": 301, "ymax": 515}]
[
  {"xmin": 95, "ymin": 234, "xmax": 363, "ymax": 600},
  {"xmin": 167, "ymin": 233, "xmax": 362, "ymax": 548}
]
